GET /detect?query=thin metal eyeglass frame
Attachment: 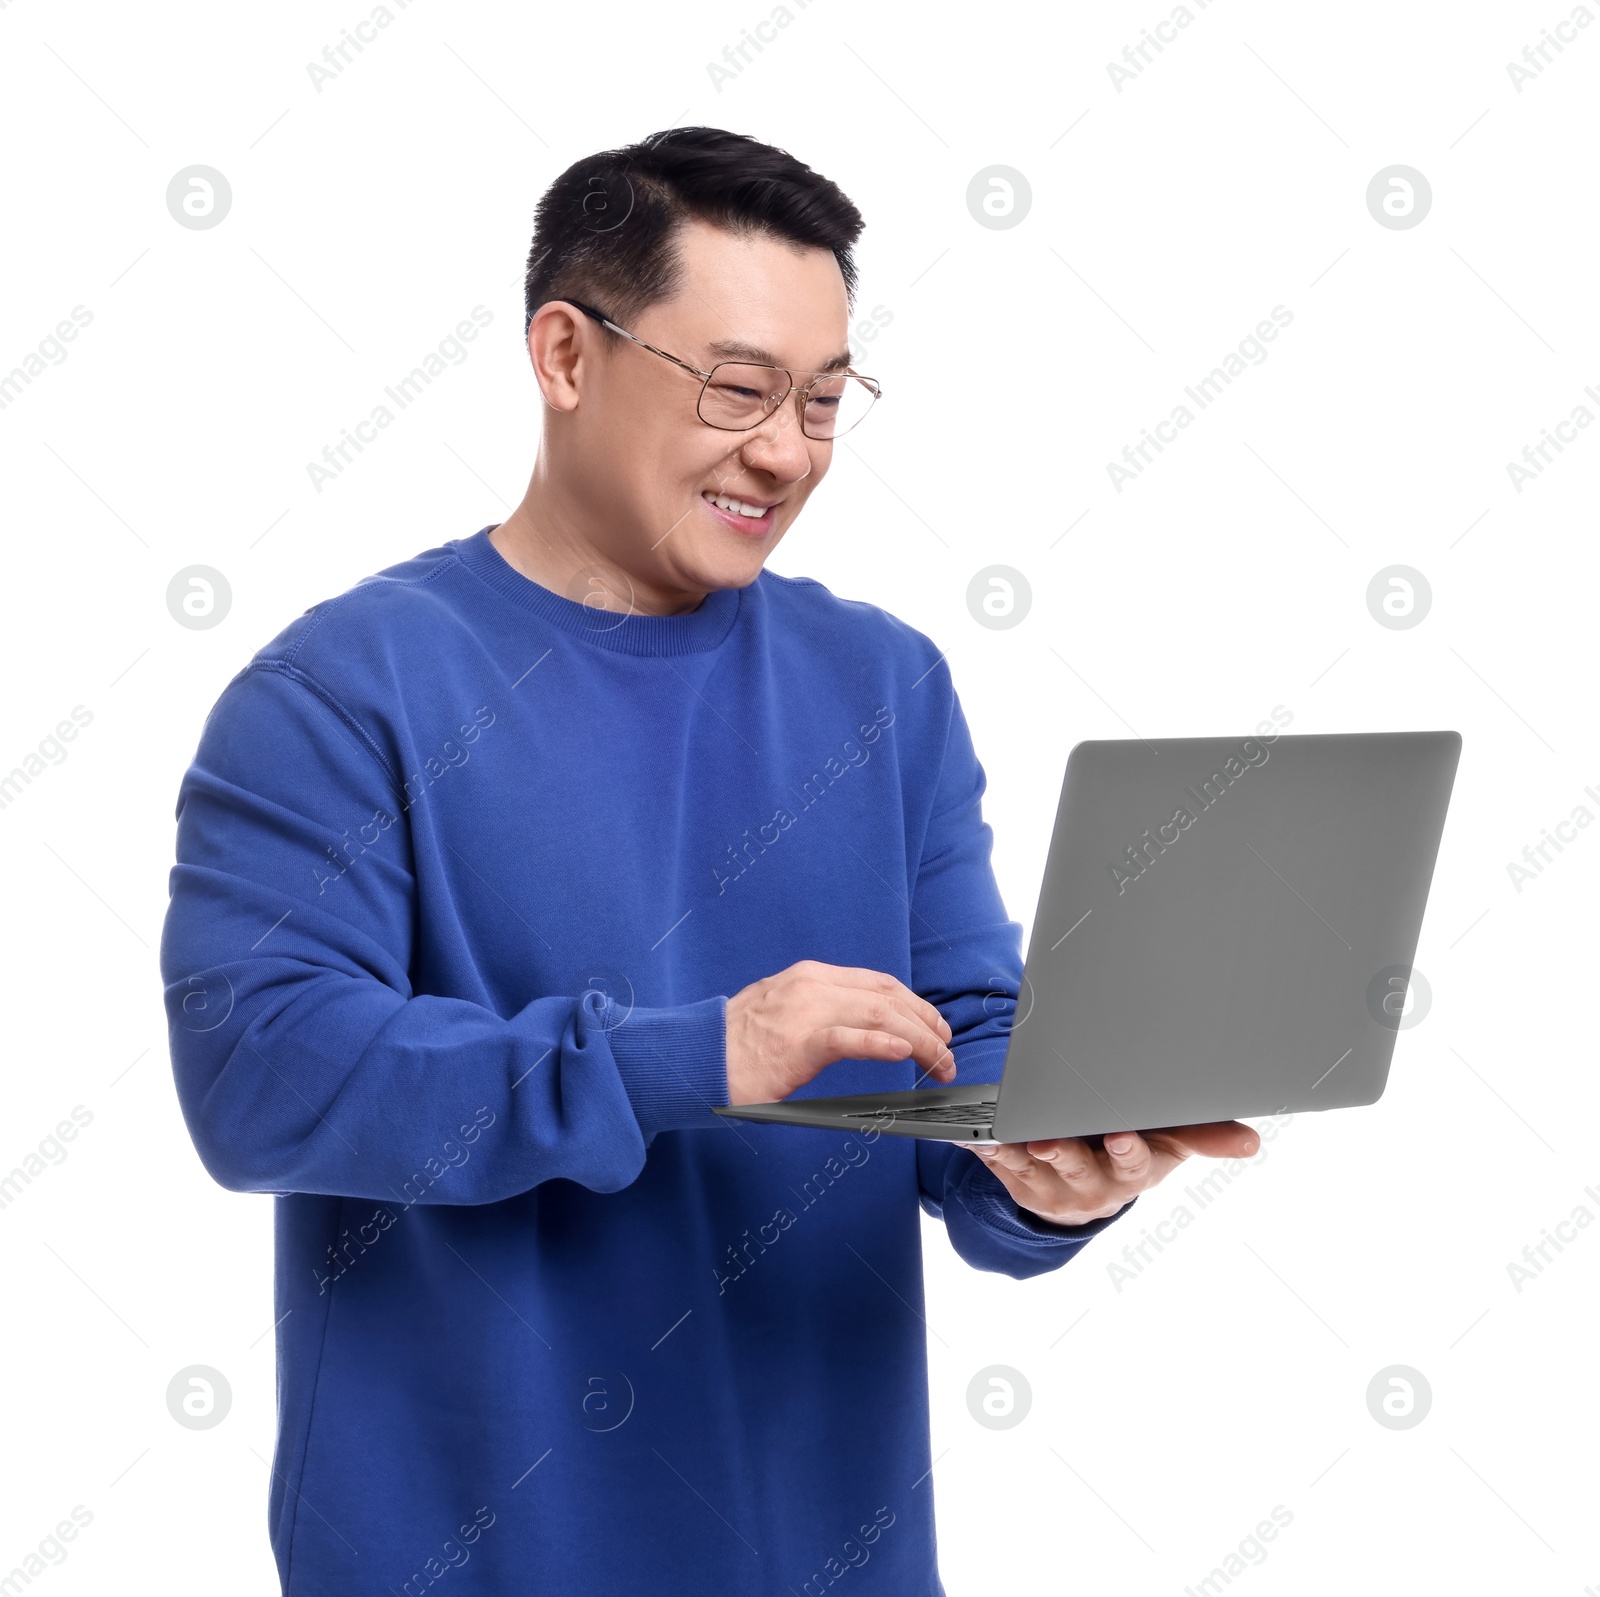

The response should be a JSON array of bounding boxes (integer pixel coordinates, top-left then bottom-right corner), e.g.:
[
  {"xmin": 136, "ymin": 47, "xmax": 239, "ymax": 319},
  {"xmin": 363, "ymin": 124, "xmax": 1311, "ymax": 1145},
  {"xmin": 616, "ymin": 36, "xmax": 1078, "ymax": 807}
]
[{"xmin": 560, "ymin": 298, "xmax": 882, "ymax": 439}]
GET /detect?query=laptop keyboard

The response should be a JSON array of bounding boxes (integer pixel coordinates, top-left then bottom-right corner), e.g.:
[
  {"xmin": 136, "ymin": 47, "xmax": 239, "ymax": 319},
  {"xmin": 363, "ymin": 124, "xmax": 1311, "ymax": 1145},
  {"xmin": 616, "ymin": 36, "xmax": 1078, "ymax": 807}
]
[{"xmin": 841, "ymin": 1100, "xmax": 996, "ymax": 1125}]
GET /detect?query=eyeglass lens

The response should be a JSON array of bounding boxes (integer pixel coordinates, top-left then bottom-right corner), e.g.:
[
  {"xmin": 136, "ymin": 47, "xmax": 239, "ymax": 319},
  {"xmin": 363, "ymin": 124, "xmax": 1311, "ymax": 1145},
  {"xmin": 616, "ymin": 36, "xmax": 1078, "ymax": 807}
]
[{"xmin": 698, "ymin": 364, "xmax": 879, "ymax": 439}]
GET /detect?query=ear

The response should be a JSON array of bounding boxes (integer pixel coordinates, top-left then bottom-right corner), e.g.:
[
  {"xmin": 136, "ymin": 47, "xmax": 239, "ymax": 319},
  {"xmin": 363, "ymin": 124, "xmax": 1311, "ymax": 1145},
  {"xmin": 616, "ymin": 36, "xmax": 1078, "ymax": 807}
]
[{"xmin": 527, "ymin": 301, "xmax": 593, "ymax": 413}]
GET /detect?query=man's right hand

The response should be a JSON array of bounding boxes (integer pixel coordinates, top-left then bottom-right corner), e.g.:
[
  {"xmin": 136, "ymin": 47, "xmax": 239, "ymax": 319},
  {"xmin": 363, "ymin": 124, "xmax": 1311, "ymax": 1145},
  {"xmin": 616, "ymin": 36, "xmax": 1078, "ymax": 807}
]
[{"xmin": 724, "ymin": 959, "xmax": 956, "ymax": 1106}]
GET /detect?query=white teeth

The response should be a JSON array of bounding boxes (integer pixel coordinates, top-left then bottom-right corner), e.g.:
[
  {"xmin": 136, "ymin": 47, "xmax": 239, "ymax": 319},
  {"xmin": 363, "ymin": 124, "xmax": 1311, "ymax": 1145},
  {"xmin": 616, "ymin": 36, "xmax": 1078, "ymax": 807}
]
[{"xmin": 704, "ymin": 492, "xmax": 768, "ymax": 519}]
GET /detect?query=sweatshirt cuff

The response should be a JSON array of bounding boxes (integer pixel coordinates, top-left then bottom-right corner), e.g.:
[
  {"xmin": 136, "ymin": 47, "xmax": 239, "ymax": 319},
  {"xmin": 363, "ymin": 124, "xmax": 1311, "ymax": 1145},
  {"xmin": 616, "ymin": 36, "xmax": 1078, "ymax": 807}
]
[
  {"xmin": 959, "ymin": 1156, "xmax": 1138, "ymax": 1244},
  {"xmin": 606, "ymin": 994, "xmax": 730, "ymax": 1140}
]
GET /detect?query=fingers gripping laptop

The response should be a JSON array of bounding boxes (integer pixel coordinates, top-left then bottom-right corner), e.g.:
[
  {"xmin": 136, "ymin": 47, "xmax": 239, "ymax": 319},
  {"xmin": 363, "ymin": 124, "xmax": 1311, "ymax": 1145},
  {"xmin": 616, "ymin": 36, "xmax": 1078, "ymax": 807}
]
[{"xmin": 714, "ymin": 730, "xmax": 1461, "ymax": 1143}]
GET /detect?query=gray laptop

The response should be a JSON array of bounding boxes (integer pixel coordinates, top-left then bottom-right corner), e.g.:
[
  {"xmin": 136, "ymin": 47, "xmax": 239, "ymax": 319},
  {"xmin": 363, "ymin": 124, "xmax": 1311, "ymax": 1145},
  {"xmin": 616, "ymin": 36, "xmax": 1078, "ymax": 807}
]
[{"xmin": 714, "ymin": 730, "xmax": 1461, "ymax": 1143}]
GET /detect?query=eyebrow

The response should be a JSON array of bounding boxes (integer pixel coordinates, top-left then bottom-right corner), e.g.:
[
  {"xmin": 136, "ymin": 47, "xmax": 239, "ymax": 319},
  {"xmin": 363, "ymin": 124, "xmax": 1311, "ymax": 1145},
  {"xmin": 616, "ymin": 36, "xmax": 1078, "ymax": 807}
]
[{"xmin": 705, "ymin": 337, "xmax": 855, "ymax": 373}]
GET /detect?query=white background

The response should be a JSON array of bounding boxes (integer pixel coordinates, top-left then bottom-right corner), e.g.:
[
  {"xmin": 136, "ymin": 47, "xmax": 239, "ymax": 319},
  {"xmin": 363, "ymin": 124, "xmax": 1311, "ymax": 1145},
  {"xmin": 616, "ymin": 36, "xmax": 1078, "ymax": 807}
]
[{"xmin": 1, "ymin": 1, "xmax": 1596, "ymax": 1592}]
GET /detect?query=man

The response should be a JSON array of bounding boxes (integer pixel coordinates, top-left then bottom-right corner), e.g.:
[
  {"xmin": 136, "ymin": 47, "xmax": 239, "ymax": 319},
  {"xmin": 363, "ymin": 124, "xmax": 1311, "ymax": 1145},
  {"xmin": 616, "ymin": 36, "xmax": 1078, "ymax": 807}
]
[{"xmin": 162, "ymin": 126, "xmax": 1257, "ymax": 1595}]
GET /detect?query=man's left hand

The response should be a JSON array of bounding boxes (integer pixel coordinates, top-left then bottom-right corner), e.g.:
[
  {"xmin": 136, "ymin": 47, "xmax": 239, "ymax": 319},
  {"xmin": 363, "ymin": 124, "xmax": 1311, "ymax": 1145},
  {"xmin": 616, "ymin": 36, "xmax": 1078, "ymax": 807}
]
[{"xmin": 968, "ymin": 1121, "xmax": 1261, "ymax": 1228}]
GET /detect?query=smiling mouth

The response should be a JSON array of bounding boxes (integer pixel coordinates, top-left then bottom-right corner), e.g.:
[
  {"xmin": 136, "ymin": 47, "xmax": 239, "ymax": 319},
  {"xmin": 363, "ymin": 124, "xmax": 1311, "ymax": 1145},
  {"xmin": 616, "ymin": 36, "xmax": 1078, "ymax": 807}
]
[
  {"xmin": 703, "ymin": 490, "xmax": 774, "ymax": 519},
  {"xmin": 701, "ymin": 490, "xmax": 778, "ymax": 534}
]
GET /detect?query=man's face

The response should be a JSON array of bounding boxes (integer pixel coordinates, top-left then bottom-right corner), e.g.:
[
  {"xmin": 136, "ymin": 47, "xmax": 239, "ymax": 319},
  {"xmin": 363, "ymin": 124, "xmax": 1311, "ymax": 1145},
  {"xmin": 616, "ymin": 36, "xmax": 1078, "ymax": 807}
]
[{"xmin": 549, "ymin": 217, "xmax": 853, "ymax": 601}]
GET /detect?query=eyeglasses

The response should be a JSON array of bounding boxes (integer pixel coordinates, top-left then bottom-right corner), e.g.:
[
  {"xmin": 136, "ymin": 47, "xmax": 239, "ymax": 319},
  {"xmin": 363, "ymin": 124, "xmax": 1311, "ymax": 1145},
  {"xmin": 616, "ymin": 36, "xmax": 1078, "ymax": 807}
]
[{"xmin": 562, "ymin": 299, "xmax": 882, "ymax": 440}]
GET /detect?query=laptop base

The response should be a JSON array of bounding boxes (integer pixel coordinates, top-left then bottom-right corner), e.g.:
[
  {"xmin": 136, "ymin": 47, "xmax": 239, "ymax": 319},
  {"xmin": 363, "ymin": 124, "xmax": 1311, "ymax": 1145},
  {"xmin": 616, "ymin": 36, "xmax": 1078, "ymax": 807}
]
[{"xmin": 714, "ymin": 1085, "xmax": 999, "ymax": 1142}]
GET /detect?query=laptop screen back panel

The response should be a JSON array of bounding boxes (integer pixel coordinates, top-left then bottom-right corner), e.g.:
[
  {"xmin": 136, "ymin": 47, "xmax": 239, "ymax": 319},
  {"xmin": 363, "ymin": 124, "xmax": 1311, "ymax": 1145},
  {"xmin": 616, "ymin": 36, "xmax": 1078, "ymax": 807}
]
[{"xmin": 989, "ymin": 731, "xmax": 1460, "ymax": 1144}]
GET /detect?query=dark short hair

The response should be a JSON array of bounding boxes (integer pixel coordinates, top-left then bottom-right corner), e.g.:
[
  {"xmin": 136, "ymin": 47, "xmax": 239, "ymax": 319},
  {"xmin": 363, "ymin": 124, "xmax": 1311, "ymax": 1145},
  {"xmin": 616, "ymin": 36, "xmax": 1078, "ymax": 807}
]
[{"xmin": 523, "ymin": 127, "xmax": 864, "ymax": 338}]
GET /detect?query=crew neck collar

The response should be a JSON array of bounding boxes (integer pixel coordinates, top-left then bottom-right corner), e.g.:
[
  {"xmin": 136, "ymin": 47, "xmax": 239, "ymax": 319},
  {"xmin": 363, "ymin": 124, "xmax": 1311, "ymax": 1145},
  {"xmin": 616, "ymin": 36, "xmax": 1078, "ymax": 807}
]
[{"xmin": 453, "ymin": 526, "xmax": 744, "ymax": 657}]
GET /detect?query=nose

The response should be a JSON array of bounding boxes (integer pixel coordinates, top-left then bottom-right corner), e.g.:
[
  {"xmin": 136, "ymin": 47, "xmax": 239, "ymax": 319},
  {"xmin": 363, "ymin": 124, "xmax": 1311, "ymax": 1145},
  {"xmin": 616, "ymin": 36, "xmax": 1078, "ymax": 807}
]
[{"xmin": 736, "ymin": 393, "xmax": 816, "ymax": 485}]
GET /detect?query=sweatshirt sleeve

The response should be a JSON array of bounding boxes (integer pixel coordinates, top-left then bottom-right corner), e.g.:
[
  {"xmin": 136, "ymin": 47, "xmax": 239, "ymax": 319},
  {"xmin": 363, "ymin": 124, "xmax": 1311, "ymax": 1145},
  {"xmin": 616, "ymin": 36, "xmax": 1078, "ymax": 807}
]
[
  {"xmin": 908, "ymin": 681, "xmax": 1134, "ymax": 1277},
  {"xmin": 160, "ymin": 662, "xmax": 729, "ymax": 1204}
]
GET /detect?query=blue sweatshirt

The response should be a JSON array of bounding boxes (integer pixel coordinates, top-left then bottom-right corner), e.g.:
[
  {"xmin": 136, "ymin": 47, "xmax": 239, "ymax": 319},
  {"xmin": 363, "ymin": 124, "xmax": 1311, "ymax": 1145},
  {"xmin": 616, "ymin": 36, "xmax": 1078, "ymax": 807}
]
[{"xmin": 160, "ymin": 526, "xmax": 1128, "ymax": 1597}]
